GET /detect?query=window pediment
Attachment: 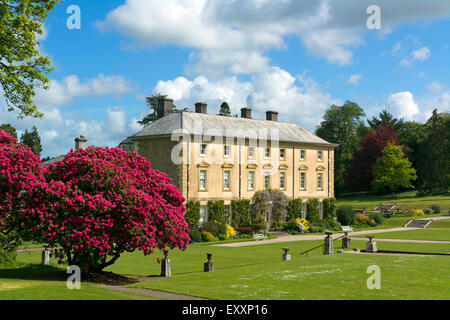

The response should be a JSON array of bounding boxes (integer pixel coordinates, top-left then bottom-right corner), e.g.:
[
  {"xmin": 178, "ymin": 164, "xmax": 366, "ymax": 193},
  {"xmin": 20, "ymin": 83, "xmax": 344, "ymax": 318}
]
[
  {"xmin": 299, "ymin": 165, "xmax": 309, "ymax": 171},
  {"xmin": 197, "ymin": 161, "xmax": 211, "ymax": 168},
  {"xmin": 222, "ymin": 163, "xmax": 234, "ymax": 168},
  {"xmin": 247, "ymin": 163, "xmax": 258, "ymax": 169},
  {"xmin": 279, "ymin": 164, "xmax": 289, "ymax": 170},
  {"xmin": 316, "ymin": 165, "xmax": 326, "ymax": 171}
]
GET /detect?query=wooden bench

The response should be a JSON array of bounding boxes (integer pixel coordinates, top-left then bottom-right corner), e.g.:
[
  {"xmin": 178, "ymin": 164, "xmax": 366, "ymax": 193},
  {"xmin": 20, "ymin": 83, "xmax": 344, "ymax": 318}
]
[
  {"xmin": 253, "ymin": 234, "xmax": 266, "ymax": 240},
  {"xmin": 341, "ymin": 226, "xmax": 353, "ymax": 232}
]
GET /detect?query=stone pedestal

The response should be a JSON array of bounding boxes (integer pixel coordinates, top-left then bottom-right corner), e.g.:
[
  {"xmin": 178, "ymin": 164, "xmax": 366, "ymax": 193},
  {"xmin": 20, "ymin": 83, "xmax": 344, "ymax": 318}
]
[
  {"xmin": 161, "ymin": 258, "xmax": 171, "ymax": 277},
  {"xmin": 41, "ymin": 249, "xmax": 50, "ymax": 265},
  {"xmin": 282, "ymin": 247, "xmax": 291, "ymax": 261},
  {"xmin": 366, "ymin": 236, "xmax": 378, "ymax": 253},
  {"xmin": 204, "ymin": 262, "xmax": 214, "ymax": 272},
  {"xmin": 323, "ymin": 231, "xmax": 334, "ymax": 255},
  {"xmin": 342, "ymin": 232, "xmax": 351, "ymax": 249}
]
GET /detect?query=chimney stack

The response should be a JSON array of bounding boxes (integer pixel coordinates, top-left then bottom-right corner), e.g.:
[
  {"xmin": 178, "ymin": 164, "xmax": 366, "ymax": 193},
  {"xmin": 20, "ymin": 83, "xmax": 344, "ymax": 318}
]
[
  {"xmin": 241, "ymin": 108, "xmax": 252, "ymax": 119},
  {"xmin": 75, "ymin": 136, "xmax": 87, "ymax": 150},
  {"xmin": 157, "ymin": 97, "xmax": 174, "ymax": 119},
  {"xmin": 195, "ymin": 102, "xmax": 208, "ymax": 114},
  {"xmin": 266, "ymin": 111, "xmax": 279, "ymax": 122}
]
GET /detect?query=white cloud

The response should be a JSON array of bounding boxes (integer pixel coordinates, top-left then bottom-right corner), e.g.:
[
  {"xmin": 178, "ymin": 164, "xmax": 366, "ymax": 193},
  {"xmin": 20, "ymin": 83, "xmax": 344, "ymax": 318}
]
[
  {"xmin": 347, "ymin": 74, "xmax": 363, "ymax": 86},
  {"xmin": 400, "ymin": 47, "xmax": 431, "ymax": 67},
  {"xmin": 427, "ymin": 81, "xmax": 444, "ymax": 94},
  {"xmin": 386, "ymin": 91, "xmax": 420, "ymax": 120}
]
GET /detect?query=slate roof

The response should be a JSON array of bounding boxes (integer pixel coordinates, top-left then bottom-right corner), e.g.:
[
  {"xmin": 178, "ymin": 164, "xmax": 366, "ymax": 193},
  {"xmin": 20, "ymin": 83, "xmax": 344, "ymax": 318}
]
[{"xmin": 130, "ymin": 112, "xmax": 337, "ymax": 147}]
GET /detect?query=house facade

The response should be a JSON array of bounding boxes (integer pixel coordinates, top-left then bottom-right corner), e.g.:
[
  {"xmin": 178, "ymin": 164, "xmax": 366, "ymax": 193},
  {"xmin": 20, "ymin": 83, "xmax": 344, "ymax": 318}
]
[{"xmin": 128, "ymin": 97, "xmax": 337, "ymax": 222}]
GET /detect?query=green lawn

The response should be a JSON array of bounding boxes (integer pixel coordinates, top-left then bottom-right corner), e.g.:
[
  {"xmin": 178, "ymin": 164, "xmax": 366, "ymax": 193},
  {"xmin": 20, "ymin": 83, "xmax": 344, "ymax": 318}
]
[
  {"xmin": 337, "ymin": 190, "xmax": 450, "ymax": 212},
  {"xmin": 130, "ymin": 247, "xmax": 450, "ymax": 300},
  {"xmin": 430, "ymin": 219, "xmax": 450, "ymax": 229},
  {"xmin": 2, "ymin": 233, "xmax": 450, "ymax": 299},
  {"xmin": 353, "ymin": 229, "xmax": 450, "ymax": 242}
]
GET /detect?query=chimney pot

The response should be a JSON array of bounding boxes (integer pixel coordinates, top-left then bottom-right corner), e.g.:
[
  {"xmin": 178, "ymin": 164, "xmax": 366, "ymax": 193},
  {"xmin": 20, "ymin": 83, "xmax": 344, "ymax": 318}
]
[
  {"xmin": 195, "ymin": 102, "xmax": 208, "ymax": 114},
  {"xmin": 266, "ymin": 111, "xmax": 279, "ymax": 122},
  {"xmin": 241, "ymin": 108, "xmax": 252, "ymax": 119}
]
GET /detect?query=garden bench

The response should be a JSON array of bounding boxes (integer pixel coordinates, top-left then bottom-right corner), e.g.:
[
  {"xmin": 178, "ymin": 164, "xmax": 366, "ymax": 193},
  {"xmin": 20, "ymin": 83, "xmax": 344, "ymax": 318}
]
[
  {"xmin": 253, "ymin": 234, "xmax": 266, "ymax": 240},
  {"xmin": 341, "ymin": 225, "xmax": 353, "ymax": 232}
]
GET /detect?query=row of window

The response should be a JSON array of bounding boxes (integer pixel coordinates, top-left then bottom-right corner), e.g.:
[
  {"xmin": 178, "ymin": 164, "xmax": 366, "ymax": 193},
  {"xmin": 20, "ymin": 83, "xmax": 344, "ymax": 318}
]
[
  {"xmin": 199, "ymin": 170, "xmax": 324, "ymax": 192},
  {"xmin": 200, "ymin": 144, "xmax": 324, "ymax": 161}
]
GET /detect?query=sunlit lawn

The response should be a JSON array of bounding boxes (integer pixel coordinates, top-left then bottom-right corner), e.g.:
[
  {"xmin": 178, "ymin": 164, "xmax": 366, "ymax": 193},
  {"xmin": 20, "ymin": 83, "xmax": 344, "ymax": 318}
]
[{"xmin": 353, "ymin": 229, "xmax": 450, "ymax": 242}]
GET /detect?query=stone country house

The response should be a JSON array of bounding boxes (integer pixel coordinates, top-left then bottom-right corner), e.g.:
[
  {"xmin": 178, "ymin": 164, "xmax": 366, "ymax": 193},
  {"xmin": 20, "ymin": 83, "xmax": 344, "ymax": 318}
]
[{"xmin": 121, "ymin": 97, "xmax": 338, "ymax": 223}]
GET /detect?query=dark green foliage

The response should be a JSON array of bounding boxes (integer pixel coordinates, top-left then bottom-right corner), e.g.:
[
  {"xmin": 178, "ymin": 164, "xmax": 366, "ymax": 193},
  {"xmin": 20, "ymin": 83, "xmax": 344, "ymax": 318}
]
[
  {"xmin": 138, "ymin": 94, "xmax": 190, "ymax": 126},
  {"xmin": 368, "ymin": 212, "xmax": 384, "ymax": 225},
  {"xmin": 287, "ymin": 198, "xmax": 303, "ymax": 221},
  {"xmin": 306, "ymin": 198, "xmax": 320, "ymax": 223},
  {"xmin": 322, "ymin": 198, "xmax": 336, "ymax": 220},
  {"xmin": 231, "ymin": 199, "xmax": 251, "ymax": 227},
  {"xmin": 368, "ymin": 110, "xmax": 404, "ymax": 130},
  {"xmin": 184, "ymin": 200, "xmax": 201, "ymax": 231},
  {"xmin": 315, "ymin": 101, "xmax": 366, "ymax": 195},
  {"xmin": 336, "ymin": 205, "xmax": 354, "ymax": 225},
  {"xmin": 0, "ymin": 124, "xmax": 17, "ymax": 138},
  {"xmin": 219, "ymin": 102, "xmax": 231, "ymax": 116},
  {"xmin": 250, "ymin": 190, "xmax": 288, "ymax": 232},
  {"xmin": 200, "ymin": 221, "xmax": 226, "ymax": 237},
  {"xmin": 0, "ymin": 231, "xmax": 22, "ymax": 264},
  {"xmin": 431, "ymin": 204, "xmax": 441, "ymax": 214},
  {"xmin": 270, "ymin": 190, "xmax": 289, "ymax": 231},
  {"xmin": 188, "ymin": 230, "xmax": 202, "ymax": 242},
  {"xmin": 417, "ymin": 110, "xmax": 450, "ymax": 195},
  {"xmin": 207, "ymin": 200, "xmax": 225, "ymax": 223},
  {"xmin": 20, "ymin": 126, "xmax": 42, "ymax": 157}
]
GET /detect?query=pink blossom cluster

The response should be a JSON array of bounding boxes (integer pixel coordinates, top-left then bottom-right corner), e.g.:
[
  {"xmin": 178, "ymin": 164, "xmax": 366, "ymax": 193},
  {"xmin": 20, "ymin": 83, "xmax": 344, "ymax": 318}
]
[{"xmin": 0, "ymin": 130, "xmax": 190, "ymax": 271}]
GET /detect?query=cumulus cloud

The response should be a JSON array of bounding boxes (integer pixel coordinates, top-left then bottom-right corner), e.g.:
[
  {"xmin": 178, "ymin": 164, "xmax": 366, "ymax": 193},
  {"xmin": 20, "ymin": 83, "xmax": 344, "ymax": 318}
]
[
  {"xmin": 400, "ymin": 47, "xmax": 431, "ymax": 67},
  {"xmin": 386, "ymin": 91, "xmax": 420, "ymax": 120},
  {"xmin": 96, "ymin": 0, "xmax": 450, "ymax": 74},
  {"xmin": 427, "ymin": 81, "xmax": 444, "ymax": 94},
  {"xmin": 347, "ymin": 74, "xmax": 363, "ymax": 86}
]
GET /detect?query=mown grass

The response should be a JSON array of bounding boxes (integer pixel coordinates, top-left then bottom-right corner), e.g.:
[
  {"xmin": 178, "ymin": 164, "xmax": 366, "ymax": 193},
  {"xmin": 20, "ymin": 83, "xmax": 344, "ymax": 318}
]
[
  {"xmin": 429, "ymin": 219, "xmax": 450, "ymax": 229},
  {"xmin": 353, "ymin": 229, "xmax": 450, "ymax": 242}
]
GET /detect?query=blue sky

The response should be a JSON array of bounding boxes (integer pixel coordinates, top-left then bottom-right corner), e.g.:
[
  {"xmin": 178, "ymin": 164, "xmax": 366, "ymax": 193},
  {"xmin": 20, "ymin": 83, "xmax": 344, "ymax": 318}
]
[{"xmin": 1, "ymin": 0, "xmax": 450, "ymax": 157}]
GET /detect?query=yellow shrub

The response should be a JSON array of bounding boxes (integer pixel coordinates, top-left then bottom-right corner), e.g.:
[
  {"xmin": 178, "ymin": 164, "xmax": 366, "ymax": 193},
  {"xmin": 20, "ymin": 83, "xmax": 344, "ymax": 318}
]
[
  {"xmin": 408, "ymin": 209, "xmax": 425, "ymax": 216},
  {"xmin": 225, "ymin": 224, "xmax": 236, "ymax": 239},
  {"xmin": 201, "ymin": 231, "xmax": 215, "ymax": 242},
  {"xmin": 295, "ymin": 218, "xmax": 310, "ymax": 231}
]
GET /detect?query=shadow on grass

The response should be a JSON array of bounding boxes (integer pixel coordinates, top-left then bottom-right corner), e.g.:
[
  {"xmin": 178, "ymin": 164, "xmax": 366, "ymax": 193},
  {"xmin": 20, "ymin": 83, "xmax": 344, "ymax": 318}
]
[{"xmin": 0, "ymin": 263, "xmax": 138, "ymax": 286}]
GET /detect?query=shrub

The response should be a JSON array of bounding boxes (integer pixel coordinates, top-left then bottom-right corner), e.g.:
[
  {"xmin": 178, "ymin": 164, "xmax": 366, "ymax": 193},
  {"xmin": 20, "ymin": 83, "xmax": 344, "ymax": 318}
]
[
  {"xmin": 336, "ymin": 205, "xmax": 354, "ymax": 225},
  {"xmin": 355, "ymin": 213, "xmax": 371, "ymax": 224},
  {"xmin": 408, "ymin": 209, "xmax": 425, "ymax": 216},
  {"xmin": 236, "ymin": 226, "xmax": 254, "ymax": 235},
  {"xmin": 185, "ymin": 200, "xmax": 200, "ymax": 231},
  {"xmin": 189, "ymin": 230, "xmax": 202, "ymax": 243},
  {"xmin": 431, "ymin": 204, "xmax": 441, "ymax": 214},
  {"xmin": 323, "ymin": 198, "xmax": 337, "ymax": 220},
  {"xmin": 201, "ymin": 221, "xmax": 226, "ymax": 237},
  {"xmin": 282, "ymin": 220, "xmax": 299, "ymax": 234},
  {"xmin": 287, "ymin": 199, "xmax": 303, "ymax": 221},
  {"xmin": 231, "ymin": 199, "xmax": 251, "ymax": 227},
  {"xmin": 424, "ymin": 208, "xmax": 433, "ymax": 215},
  {"xmin": 201, "ymin": 231, "xmax": 215, "ymax": 242},
  {"xmin": 306, "ymin": 198, "xmax": 320, "ymax": 223},
  {"xmin": 225, "ymin": 224, "xmax": 236, "ymax": 239},
  {"xmin": 37, "ymin": 147, "xmax": 190, "ymax": 272},
  {"xmin": 368, "ymin": 212, "xmax": 384, "ymax": 225},
  {"xmin": 207, "ymin": 200, "xmax": 226, "ymax": 223}
]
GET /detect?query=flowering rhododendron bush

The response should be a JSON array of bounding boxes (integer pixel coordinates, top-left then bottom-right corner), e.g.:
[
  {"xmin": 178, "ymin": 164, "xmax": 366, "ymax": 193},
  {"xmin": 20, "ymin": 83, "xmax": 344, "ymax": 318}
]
[
  {"xmin": 29, "ymin": 147, "xmax": 190, "ymax": 271},
  {"xmin": 0, "ymin": 130, "xmax": 45, "ymax": 235}
]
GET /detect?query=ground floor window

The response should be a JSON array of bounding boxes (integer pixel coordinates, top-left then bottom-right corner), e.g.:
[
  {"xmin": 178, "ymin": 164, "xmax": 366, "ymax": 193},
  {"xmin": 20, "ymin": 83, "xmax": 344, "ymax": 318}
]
[{"xmin": 200, "ymin": 205, "xmax": 207, "ymax": 223}]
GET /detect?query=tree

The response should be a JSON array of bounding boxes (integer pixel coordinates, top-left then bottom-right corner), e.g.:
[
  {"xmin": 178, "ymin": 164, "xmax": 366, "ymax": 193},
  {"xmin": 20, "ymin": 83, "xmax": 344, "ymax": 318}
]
[
  {"xmin": 25, "ymin": 147, "xmax": 190, "ymax": 272},
  {"xmin": 1, "ymin": 0, "xmax": 61, "ymax": 118},
  {"xmin": 0, "ymin": 124, "xmax": 17, "ymax": 139},
  {"xmin": 20, "ymin": 126, "xmax": 42, "ymax": 157},
  {"xmin": 315, "ymin": 101, "xmax": 366, "ymax": 195},
  {"xmin": 231, "ymin": 199, "xmax": 251, "ymax": 228},
  {"xmin": 322, "ymin": 198, "xmax": 336, "ymax": 220},
  {"xmin": 0, "ymin": 130, "xmax": 44, "ymax": 260},
  {"xmin": 347, "ymin": 124, "xmax": 405, "ymax": 191},
  {"xmin": 372, "ymin": 142, "xmax": 417, "ymax": 196},
  {"xmin": 416, "ymin": 110, "xmax": 450, "ymax": 195},
  {"xmin": 287, "ymin": 198, "xmax": 303, "ymax": 221},
  {"xmin": 219, "ymin": 102, "xmax": 231, "ymax": 116},
  {"xmin": 184, "ymin": 200, "xmax": 200, "ymax": 231},
  {"xmin": 368, "ymin": 110, "xmax": 404, "ymax": 130},
  {"xmin": 250, "ymin": 190, "xmax": 288, "ymax": 232},
  {"xmin": 138, "ymin": 94, "xmax": 190, "ymax": 126},
  {"xmin": 207, "ymin": 200, "xmax": 225, "ymax": 223}
]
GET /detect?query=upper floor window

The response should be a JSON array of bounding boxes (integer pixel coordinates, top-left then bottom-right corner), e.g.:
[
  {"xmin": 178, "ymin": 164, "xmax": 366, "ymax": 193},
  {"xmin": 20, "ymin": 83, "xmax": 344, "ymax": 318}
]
[
  {"xmin": 224, "ymin": 145, "xmax": 231, "ymax": 158},
  {"xmin": 248, "ymin": 171, "xmax": 255, "ymax": 191},
  {"xmin": 318, "ymin": 151, "xmax": 323, "ymax": 161},
  {"xmin": 224, "ymin": 170, "xmax": 231, "ymax": 191},
  {"xmin": 265, "ymin": 148, "xmax": 271, "ymax": 159},
  {"xmin": 280, "ymin": 172, "xmax": 286, "ymax": 190},
  {"xmin": 280, "ymin": 149, "xmax": 286, "ymax": 160},
  {"xmin": 317, "ymin": 172, "xmax": 323, "ymax": 190},
  {"xmin": 200, "ymin": 144, "xmax": 207, "ymax": 157},
  {"xmin": 199, "ymin": 170, "xmax": 207, "ymax": 191},
  {"xmin": 248, "ymin": 146, "xmax": 255, "ymax": 159},
  {"xmin": 300, "ymin": 150, "xmax": 306, "ymax": 161}
]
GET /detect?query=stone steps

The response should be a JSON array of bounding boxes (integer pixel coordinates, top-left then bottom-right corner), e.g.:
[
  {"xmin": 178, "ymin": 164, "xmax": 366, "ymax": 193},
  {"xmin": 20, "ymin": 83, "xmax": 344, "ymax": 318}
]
[{"xmin": 404, "ymin": 219, "xmax": 433, "ymax": 228}]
